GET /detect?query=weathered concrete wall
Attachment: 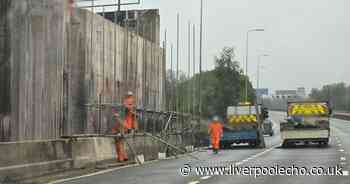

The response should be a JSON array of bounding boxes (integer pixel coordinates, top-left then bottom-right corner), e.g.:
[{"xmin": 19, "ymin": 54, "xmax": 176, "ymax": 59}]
[
  {"xmin": 0, "ymin": 139, "xmax": 72, "ymax": 180},
  {"xmin": 0, "ymin": 0, "xmax": 11, "ymax": 119},
  {"xmin": 0, "ymin": 0, "xmax": 166, "ymax": 141},
  {"xmin": 0, "ymin": 135, "xmax": 192, "ymax": 181},
  {"xmin": 68, "ymin": 8, "xmax": 165, "ymax": 135},
  {"xmin": 0, "ymin": 0, "xmax": 68, "ymax": 141}
]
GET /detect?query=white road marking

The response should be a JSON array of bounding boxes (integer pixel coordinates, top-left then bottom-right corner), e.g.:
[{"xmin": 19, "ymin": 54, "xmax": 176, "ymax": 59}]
[
  {"xmin": 49, "ymin": 150, "xmax": 200, "ymax": 183},
  {"xmin": 339, "ymin": 149, "xmax": 345, "ymax": 152},
  {"xmin": 48, "ymin": 163, "xmax": 139, "ymax": 184},
  {"xmin": 51, "ymin": 141, "xmax": 278, "ymax": 183},
  {"xmin": 251, "ymin": 144, "xmax": 279, "ymax": 158},
  {"xmin": 200, "ymin": 176, "xmax": 211, "ymax": 180},
  {"xmin": 342, "ymin": 170, "xmax": 349, "ymax": 176},
  {"xmin": 340, "ymin": 162, "xmax": 347, "ymax": 165},
  {"xmin": 232, "ymin": 144, "xmax": 279, "ymax": 166},
  {"xmin": 341, "ymin": 157, "xmax": 347, "ymax": 161},
  {"xmin": 338, "ymin": 144, "xmax": 342, "ymax": 147},
  {"xmin": 188, "ymin": 181, "xmax": 200, "ymax": 184}
]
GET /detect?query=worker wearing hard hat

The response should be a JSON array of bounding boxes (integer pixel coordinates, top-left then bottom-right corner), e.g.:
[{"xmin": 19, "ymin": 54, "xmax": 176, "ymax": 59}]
[
  {"xmin": 208, "ymin": 116, "xmax": 223, "ymax": 154},
  {"xmin": 112, "ymin": 91, "xmax": 138, "ymax": 162}
]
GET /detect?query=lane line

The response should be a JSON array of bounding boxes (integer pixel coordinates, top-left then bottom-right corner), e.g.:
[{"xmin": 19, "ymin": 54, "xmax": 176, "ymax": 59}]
[
  {"xmin": 48, "ymin": 163, "xmax": 139, "ymax": 184},
  {"xmin": 188, "ymin": 181, "xmax": 200, "ymax": 184},
  {"xmin": 191, "ymin": 144, "xmax": 280, "ymax": 182},
  {"xmin": 200, "ymin": 176, "xmax": 211, "ymax": 180},
  {"xmin": 339, "ymin": 149, "xmax": 345, "ymax": 152},
  {"xmin": 341, "ymin": 157, "xmax": 346, "ymax": 161},
  {"xmin": 342, "ymin": 170, "xmax": 349, "ymax": 176},
  {"xmin": 233, "ymin": 144, "xmax": 279, "ymax": 166},
  {"xmin": 49, "ymin": 151, "xmax": 200, "ymax": 183}
]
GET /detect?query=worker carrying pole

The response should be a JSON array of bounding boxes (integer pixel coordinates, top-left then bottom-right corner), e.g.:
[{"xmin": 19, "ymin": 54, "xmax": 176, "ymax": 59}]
[
  {"xmin": 111, "ymin": 91, "xmax": 139, "ymax": 162},
  {"xmin": 208, "ymin": 116, "xmax": 223, "ymax": 154}
]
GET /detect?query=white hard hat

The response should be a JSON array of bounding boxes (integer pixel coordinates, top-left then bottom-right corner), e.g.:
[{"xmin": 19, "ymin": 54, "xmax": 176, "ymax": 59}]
[
  {"xmin": 127, "ymin": 91, "xmax": 134, "ymax": 96},
  {"xmin": 213, "ymin": 116, "xmax": 219, "ymax": 121}
]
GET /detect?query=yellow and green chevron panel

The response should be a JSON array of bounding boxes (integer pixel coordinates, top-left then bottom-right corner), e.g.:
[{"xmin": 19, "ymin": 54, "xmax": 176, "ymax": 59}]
[
  {"xmin": 228, "ymin": 114, "xmax": 257, "ymax": 124},
  {"xmin": 288, "ymin": 103, "xmax": 329, "ymax": 116}
]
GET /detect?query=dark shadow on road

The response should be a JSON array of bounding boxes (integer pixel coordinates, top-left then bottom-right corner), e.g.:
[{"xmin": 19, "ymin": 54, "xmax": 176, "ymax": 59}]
[
  {"xmin": 276, "ymin": 143, "xmax": 331, "ymax": 149},
  {"xmin": 220, "ymin": 145, "xmax": 263, "ymax": 150}
]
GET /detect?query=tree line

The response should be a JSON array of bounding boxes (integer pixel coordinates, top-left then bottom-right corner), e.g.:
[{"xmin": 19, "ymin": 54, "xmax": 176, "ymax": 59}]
[
  {"xmin": 309, "ymin": 83, "xmax": 350, "ymax": 112},
  {"xmin": 165, "ymin": 47, "xmax": 256, "ymax": 119}
]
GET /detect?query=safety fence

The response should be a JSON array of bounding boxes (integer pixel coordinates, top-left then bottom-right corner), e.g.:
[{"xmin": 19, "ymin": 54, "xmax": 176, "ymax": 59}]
[{"xmin": 79, "ymin": 103, "xmax": 200, "ymax": 146}]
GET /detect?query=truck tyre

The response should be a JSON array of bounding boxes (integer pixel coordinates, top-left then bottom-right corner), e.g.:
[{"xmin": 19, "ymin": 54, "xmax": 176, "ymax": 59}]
[
  {"xmin": 282, "ymin": 141, "xmax": 289, "ymax": 148},
  {"xmin": 223, "ymin": 143, "xmax": 231, "ymax": 149},
  {"xmin": 323, "ymin": 141, "xmax": 329, "ymax": 147},
  {"xmin": 319, "ymin": 141, "xmax": 328, "ymax": 147},
  {"xmin": 258, "ymin": 142, "xmax": 266, "ymax": 148}
]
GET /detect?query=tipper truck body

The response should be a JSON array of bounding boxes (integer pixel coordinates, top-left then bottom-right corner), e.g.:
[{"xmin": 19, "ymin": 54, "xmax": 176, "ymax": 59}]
[
  {"xmin": 221, "ymin": 104, "xmax": 265, "ymax": 148},
  {"xmin": 280, "ymin": 101, "xmax": 330, "ymax": 147}
]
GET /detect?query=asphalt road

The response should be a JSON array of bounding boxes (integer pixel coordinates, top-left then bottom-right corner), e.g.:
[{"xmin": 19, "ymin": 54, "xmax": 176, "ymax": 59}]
[{"xmin": 60, "ymin": 112, "xmax": 350, "ymax": 184}]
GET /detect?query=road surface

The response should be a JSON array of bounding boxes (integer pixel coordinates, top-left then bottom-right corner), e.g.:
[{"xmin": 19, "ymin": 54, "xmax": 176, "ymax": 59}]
[{"xmin": 60, "ymin": 112, "xmax": 350, "ymax": 184}]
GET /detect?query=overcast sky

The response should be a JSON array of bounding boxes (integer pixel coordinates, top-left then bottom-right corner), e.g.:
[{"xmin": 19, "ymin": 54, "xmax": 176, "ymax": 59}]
[{"xmin": 78, "ymin": 0, "xmax": 349, "ymax": 93}]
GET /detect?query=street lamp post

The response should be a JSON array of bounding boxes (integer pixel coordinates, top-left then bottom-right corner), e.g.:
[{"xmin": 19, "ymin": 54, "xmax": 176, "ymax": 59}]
[
  {"xmin": 245, "ymin": 28, "xmax": 264, "ymax": 102},
  {"xmin": 256, "ymin": 54, "xmax": 269, "ymax": 90}
]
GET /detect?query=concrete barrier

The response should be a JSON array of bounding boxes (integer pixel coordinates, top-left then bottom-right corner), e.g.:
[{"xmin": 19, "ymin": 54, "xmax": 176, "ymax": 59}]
[
  {"xmin": 0, "ymin": 134, "xmax": 191, "ymax": 181},
  {"xmin": 332, "ymin": 113, "xmax": 350, "ymax": 121},
  {"xmin": 0, "ymin": 139, "xmax": 72, "ymax": 180}
]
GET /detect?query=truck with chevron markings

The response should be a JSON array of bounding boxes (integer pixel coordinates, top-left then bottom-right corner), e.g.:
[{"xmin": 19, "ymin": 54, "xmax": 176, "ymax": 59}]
[
  {"xmin": 280, "ymin": 101, "xmax": 331, "ymax": 147},
  {"xmin": 220, "ymin": 103, "xmax": 266, "ymax": 148}
]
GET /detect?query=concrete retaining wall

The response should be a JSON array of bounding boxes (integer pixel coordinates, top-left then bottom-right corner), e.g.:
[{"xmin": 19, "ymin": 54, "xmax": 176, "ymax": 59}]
[
  {"xmin": 0, "ymin": 139, "xmax": 72, "ymax": 180},
  {"xmin": 0, "ymin": 0, "xmax": 166, "ymax": 141},
  {"xmin": 0, "ymin": 135, "xmax": 191, "ymax": 181}
]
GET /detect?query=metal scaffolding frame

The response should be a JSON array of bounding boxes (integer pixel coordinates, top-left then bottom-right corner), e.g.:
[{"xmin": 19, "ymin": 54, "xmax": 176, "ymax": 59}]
[{"xmin": 75, "ymin": 0, "xmax": 141, "ymax": 10}]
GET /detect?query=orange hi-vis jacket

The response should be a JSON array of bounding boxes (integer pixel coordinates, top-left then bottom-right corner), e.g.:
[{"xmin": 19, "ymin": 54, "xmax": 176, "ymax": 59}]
[
  {"xmin": 111, "ymin": 95, "xmax": 137, "ymax": 133},
  {"xmin": 209, "ymin": 121, "xmax": 223, "ymax": 138},
  {"xmin": 208, "ymin": 121, "xmax": 223, "ymax": 150},
  {"xmin": 112, "ymin": 94, "xmax": 136, "ymax": 162}
]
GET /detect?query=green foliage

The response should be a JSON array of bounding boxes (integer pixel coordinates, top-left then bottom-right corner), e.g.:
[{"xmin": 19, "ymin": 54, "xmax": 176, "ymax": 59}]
[
  {"xmin": 309, "ymin": 82, "xmax": 350, "ymax": 111},
  {"xmin": 165, "ymin": 47, "xmax": 256, "ymax": 119}
]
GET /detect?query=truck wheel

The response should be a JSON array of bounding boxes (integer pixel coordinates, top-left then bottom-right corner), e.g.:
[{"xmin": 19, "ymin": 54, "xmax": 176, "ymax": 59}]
[
  {"xmin": 248, "ymin": 141, "xmax": 256, "ymax": 147},
  {"xmin": 282, "ymin": 141, "xmax": 289, "ymax": 148},
  {"xmin": 223, "ymin": 143, "xmax": 231, "ymax": 149},
  {"xmin": 323, "ymin": 141, "xmax": 329, "ymax": 147},
  {"xmin": 318, "ymin": 141, "xmax": 328, "ymax": 147},
  {"xmin": 258, "ymin": 141, "xmax": 266, "ymax": 148}
]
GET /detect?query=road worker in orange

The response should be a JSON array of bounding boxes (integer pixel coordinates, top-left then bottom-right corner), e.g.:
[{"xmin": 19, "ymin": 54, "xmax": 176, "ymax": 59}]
[
  {"xmin": 208, "ymin": 116, "xmax": 223, "ymax": 154},
  {"xmin": 112, "ymin": 91, "xmax": 138, "ymax": 162}
]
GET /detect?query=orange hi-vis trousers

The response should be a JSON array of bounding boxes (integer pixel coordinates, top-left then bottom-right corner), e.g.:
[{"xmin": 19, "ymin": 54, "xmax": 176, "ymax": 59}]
[
  {"xmin": 116, "ymin": 138, "xmax": 128, "ymax": 161},
  {"xmin": 211, "ymin": 136, "xmax": 221, "ymax": 150}
]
